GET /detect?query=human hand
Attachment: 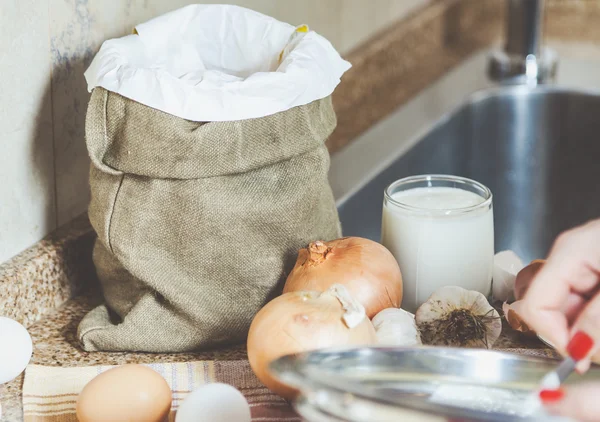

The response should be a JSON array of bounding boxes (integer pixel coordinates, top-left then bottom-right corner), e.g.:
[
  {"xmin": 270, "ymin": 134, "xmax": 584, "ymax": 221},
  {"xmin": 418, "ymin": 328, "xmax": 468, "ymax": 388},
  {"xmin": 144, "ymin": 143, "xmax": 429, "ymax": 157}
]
[
  {"xmin": 539, "ymin": 383, "xmax": 600, "ymax": 422},
  {"xmin": 520, "ymin": 219, "xmax": 600, "ymax": 370}
]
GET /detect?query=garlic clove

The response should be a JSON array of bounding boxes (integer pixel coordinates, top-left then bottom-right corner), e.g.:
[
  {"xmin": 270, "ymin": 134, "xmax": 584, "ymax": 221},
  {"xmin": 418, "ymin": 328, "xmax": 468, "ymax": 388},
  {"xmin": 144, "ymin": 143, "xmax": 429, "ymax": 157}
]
[
  {"xmin": 492, "ymin": 250, "xmax": 524, "ymax": 303},
  {"xmin": 372, "ymin": 307, "xmax": 414, "ymax": 330},
  {"xmin": 415, "ymin": 286, "xmax": 502, "ymax": 349},
  {"xmin": 371, "ymin": 308, "xmax": 421, "ymax": 346},
  {"xmin": 502, "ymin": 300, "xmax": 536, "ymax": 336}
]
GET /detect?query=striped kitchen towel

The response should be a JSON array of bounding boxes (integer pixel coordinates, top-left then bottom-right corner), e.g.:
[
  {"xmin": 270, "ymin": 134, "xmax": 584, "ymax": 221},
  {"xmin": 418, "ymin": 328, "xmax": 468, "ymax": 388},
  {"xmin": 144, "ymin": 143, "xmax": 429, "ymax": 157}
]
[{"xmin": 22, "ymin": 360, "xmax": 300, "ymax": 422}]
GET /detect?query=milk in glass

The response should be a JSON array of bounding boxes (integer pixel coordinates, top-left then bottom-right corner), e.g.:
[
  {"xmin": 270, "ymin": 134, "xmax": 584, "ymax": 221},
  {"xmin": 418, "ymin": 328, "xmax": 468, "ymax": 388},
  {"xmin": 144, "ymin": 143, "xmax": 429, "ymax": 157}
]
[{"xmin": 382, "ymin": 184, "xmax": 494, "ymax": 313}]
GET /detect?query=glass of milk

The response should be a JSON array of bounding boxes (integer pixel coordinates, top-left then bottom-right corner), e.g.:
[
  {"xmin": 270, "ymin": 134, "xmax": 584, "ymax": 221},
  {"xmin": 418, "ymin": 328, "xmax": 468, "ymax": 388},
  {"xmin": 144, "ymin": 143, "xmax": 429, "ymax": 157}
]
[{"xmin": 382, "ymin": 175, "xmax": 494, "ymax": 313}]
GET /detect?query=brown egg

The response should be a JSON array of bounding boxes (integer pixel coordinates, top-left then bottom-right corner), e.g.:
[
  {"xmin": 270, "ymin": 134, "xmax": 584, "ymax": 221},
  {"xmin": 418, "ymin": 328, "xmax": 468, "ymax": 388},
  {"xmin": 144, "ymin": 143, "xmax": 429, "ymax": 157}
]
[{"xmin": 76, "ymin": 364, "xmax": 172, "ymax": 422}]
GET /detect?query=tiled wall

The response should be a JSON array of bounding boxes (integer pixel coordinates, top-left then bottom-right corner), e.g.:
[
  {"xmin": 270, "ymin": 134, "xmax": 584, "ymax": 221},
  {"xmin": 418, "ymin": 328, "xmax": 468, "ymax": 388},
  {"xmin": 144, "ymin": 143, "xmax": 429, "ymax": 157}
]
[{"xmin": 0, "ymin": 0, "xmax": 428, "ymax": 264}]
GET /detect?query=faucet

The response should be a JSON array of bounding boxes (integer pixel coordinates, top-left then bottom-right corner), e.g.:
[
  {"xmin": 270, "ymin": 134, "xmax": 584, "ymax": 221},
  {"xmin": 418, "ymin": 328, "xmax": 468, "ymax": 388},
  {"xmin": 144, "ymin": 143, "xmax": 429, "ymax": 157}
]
[{"xmin": 488, "ymin": 0, "xmax": 558, "ymax": 84}]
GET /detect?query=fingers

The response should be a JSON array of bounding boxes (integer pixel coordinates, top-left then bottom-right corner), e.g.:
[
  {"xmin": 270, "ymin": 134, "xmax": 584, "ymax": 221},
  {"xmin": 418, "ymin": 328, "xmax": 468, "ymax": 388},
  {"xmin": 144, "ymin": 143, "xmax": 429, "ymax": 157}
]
[
  {"xmin": 569, "ymin": 293, "xmax": 600, "ymax": 371},
  {"xmin": 541, "ymin": 383, "xmax": 600, "ymax": 422},
  {"xmin": 572, "ymin": 285, "xmax": 600, "ymax": 340},
  {"xmin": 520, "ymin": 219, "xmax": 600, "ymax": 355},
  {"xmin": 520, "ymin": 260, "xmax": 577, "ymax": 354},
  {"xmin": 564, "ymin": 293, "xmax": 587, "ymax": 325}
]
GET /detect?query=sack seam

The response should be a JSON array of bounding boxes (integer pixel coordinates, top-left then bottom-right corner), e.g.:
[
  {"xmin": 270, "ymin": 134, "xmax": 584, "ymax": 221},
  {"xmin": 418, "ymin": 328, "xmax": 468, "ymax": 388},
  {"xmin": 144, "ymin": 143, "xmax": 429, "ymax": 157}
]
[
  {"xmin": 102, "ymin": 91, "xmax": 124, "ymax": 255},
  {"xmin": 106, "ymin": 174, "xmax": 125, "ymax": 254},
  {"xmin": 102, "ymin": 89, "xmax": 108, "ymax": 158}
]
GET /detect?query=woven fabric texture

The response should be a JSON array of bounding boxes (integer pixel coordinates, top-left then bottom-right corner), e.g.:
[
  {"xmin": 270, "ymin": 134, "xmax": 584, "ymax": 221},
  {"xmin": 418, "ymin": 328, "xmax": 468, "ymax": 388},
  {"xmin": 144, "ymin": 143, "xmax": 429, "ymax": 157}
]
[{"xmin": 79, "ymin": 88, "xmax": 341, "ymax": 352}]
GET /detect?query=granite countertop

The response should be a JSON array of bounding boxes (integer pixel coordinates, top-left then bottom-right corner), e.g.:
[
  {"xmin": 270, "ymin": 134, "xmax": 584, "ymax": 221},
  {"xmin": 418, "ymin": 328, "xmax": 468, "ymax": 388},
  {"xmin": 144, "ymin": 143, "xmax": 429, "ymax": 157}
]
[
  {"xmin": 1, "ymin": 286, "xmax": 557, "ymax": 421},
  {"xmin": 1, "ymin": 289, "xmax": 250, "ymax": 421},
  {"xmin": 4, "ymin": 0, "xmax": 600, "ymax": 420}
]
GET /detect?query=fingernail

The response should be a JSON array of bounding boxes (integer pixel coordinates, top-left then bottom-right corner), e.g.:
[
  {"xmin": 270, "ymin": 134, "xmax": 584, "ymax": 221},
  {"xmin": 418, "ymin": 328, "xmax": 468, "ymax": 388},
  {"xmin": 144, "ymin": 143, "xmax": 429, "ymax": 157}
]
[
  {"xmin": 567, "ymin": 331, "xmax": 594, "ymax": 361},
  {"xmin": 539, "ymin": 389, "xmax": 565, "ymax": 403},
  {"xmin": 575, "ymin": 358, "xmax": 591, "ymax": 374}
]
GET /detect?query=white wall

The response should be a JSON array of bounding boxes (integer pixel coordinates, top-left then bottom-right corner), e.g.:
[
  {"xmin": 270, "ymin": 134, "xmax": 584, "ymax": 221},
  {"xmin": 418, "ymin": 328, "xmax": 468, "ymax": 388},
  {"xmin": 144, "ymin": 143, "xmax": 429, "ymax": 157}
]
[{"xmin": 0, "ymin": 0, "xmax": 428, "ymax": 263}]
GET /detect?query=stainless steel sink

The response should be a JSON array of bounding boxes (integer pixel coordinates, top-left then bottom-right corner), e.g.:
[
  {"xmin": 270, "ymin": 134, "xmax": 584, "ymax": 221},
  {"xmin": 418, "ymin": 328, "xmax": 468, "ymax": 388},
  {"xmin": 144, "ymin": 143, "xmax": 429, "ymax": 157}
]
[{"xmin": 330, "ymin": 51, "xmax": 600, "ymax": 263}]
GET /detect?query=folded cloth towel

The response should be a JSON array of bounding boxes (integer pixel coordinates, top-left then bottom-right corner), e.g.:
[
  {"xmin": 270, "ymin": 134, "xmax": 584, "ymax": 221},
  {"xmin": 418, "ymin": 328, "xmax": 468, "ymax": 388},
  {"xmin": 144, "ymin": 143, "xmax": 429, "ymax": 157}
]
[{"xmin": 22, "ymin": 360, "xmax": 299, "ymax": 422}]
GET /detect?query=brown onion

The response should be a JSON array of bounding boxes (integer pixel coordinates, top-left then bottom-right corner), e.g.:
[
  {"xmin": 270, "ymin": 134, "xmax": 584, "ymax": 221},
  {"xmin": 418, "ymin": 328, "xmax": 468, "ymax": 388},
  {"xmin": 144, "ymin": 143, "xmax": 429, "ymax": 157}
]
[
  {"xmin": 247, "ymin": 285, "xmax": 377, "ymax": 400},
  {"xmin": 514, "ymin": 259, "xmax": 546, "ymax": 300},
  {"xmin": 283, "ymin": 237, "xmax": 403, "ymax": 318}
]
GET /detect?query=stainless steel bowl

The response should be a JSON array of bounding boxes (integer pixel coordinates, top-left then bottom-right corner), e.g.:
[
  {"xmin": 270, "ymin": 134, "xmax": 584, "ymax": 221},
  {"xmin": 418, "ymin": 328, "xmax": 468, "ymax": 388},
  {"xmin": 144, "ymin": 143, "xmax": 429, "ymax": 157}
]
[{"xmin": 270, "ymin": 346, "xmax": 600, "ymax": 422}]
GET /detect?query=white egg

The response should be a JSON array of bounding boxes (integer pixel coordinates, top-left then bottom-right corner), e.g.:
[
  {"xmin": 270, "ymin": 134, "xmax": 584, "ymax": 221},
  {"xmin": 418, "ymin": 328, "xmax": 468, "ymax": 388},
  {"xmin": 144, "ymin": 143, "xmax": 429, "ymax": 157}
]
[
  {"xmin": 175, "ymin": 383, "xmax": 251, "ymax": 422},
  {"xmin": 0, "ymin": 317, "xmax": 33, "ymax": 384}
]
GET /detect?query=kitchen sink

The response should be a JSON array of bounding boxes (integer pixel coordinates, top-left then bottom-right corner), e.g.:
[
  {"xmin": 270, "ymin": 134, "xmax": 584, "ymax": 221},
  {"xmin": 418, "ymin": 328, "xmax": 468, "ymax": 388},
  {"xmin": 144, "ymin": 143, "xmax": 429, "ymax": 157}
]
[{"xmin": 330, "ymin": 51, "xmax": 600, "ymax": 263}]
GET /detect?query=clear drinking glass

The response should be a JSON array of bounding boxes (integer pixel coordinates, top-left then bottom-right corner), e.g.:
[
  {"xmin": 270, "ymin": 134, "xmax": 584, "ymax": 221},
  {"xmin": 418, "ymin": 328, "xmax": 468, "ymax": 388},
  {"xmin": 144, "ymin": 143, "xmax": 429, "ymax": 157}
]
[{"xmin": 381, "ymin": 175, "xmax": 494, "ymax": 313}]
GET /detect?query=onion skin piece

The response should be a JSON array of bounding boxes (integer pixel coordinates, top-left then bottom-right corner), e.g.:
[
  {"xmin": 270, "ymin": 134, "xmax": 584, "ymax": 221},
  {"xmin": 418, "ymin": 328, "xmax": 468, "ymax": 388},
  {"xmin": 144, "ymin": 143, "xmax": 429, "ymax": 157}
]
[
  {"xmin": 514, "ymin": 259, "xmax": 546, "ymax": 301},
  {"xmin": 283, "ymin": 237, "xmax": 403, "ymax": 318},
  {"xmin": 502, "ymin": 301, "xmax": 536, "ymax": 336},
  {"xmin": 246, "ymin": 288, "xmax": 377, "ymax": 400}
]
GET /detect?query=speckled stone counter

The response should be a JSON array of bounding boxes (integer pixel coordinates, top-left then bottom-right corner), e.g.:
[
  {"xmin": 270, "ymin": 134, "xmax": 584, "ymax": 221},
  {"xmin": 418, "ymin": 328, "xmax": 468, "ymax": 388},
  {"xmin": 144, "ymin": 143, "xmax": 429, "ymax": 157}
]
[
  {"xmin": 3, "ymin": 0, "xmax": 600, "ymax": 420},
  {"xmin": 0, "ymin": 287, "xmax": 559, "ymax": 421},
  {"xmin": 0, "ymin": 215, "xmax": 95, "ymax": 330},
  {"xmin": 1, "ymin": 290, "xmax": 250, "ymax": 421}
]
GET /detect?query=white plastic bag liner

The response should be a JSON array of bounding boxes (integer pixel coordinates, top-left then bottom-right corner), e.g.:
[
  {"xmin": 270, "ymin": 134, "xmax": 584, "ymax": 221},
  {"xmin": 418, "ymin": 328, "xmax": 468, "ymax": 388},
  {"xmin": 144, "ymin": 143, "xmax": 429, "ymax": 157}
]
[{"xmin": 84, "ymin": 4, "xmax": 351, "ymax": 122}]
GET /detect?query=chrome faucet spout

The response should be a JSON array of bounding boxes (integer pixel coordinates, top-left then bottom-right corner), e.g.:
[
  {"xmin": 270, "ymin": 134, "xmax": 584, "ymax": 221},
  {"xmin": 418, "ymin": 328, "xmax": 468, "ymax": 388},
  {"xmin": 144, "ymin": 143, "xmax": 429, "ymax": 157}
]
[
  {"xmin": 488, "ymin": 0, "xmax": 557, "ymax": 84},
  {"xmin": 505, "ymin": 0, "xmax": 543, "ymax": 57}
]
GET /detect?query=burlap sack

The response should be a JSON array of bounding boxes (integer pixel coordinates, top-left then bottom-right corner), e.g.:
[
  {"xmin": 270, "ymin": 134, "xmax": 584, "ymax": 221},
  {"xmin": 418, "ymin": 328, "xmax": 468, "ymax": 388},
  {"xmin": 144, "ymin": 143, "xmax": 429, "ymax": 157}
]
[{"xmin": 78, "ymin": 87, "xmax": 341, "ymax": 352}]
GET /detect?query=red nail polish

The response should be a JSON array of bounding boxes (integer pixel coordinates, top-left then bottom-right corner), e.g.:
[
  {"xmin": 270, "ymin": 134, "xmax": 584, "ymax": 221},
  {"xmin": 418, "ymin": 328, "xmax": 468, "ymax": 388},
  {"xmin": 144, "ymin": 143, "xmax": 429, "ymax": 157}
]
[
  {"xmin": 539, "ymin": 389, "xmax": 565, "ymax": 403},
  {"xmin": 567, "ymin": 331, "xmax": 594, "ymax": 361}
]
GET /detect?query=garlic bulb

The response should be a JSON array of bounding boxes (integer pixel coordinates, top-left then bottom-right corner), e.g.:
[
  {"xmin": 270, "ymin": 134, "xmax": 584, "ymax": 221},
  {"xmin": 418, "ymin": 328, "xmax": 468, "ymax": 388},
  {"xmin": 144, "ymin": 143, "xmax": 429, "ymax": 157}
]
[
  {"xmin": 372, "ymin": 308, "xmax": 421, "ymax": 346},
  {"xmin": 492, "ymin": 250, "xmax": 524, "ymax": 302},
  {"xmin": 415, "ymin": 286, "xmax": 501, "ymax": 349}
]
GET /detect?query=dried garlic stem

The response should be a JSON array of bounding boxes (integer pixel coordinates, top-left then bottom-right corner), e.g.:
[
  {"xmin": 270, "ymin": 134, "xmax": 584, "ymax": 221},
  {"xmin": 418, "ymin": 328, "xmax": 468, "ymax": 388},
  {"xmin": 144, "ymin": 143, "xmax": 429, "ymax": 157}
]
[{"xmin": 419, "ymin": 308, "xmax": 499, "ymax": 348}]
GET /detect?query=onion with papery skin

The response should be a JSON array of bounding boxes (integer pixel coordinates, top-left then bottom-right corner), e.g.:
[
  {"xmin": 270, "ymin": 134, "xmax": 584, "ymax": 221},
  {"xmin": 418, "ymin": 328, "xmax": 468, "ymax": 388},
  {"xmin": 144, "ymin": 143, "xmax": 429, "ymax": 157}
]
[
  {"xmin": 514, "ymin": 259, "xmax": 546, "ymax": 300},
  {"xmin": 283, "ymin": 237, "xmax": 403, "ymax": 318},
  {"xmin": 247, "ymin": 284, "xmax": 376, "ymax": 400}
]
